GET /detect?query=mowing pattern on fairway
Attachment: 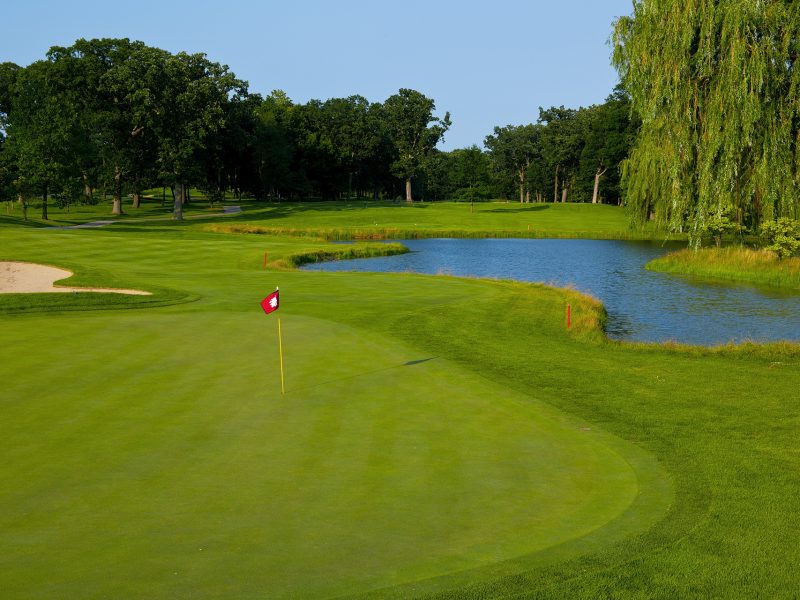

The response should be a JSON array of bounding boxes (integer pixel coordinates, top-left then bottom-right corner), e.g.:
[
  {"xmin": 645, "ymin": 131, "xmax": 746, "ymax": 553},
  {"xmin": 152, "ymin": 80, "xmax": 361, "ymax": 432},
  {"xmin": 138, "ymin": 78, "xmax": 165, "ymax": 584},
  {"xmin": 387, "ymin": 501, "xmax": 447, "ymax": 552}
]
[{"xmin": 4, "ymin": 222, "xmax": 797, "ymax": 598}]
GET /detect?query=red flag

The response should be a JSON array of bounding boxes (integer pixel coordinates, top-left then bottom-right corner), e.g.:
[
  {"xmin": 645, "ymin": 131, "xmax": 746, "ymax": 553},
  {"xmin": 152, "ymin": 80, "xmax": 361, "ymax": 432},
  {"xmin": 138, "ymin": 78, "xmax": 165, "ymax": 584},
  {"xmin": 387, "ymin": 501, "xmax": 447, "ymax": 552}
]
[{"xmin": 260, "ymin": 289, "xmax": 279, "ymax": 315}]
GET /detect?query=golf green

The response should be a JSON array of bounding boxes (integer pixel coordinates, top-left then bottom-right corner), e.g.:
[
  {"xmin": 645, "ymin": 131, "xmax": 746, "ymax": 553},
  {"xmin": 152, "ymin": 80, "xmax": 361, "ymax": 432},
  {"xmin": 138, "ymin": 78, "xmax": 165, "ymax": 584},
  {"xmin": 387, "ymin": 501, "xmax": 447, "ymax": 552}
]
[{"xmin": 0, "ymin": 308, "xmax": 662, "ymax": 599}]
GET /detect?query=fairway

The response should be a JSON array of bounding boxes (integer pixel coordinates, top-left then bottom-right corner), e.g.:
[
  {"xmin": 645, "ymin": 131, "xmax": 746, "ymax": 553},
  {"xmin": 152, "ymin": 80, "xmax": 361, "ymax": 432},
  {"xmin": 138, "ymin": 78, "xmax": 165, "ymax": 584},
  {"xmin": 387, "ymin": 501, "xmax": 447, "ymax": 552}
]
[
  {"xmin": 2, "ymin": 221, "xmax": 799, "ymax": 598},
  {"xmin": 0, "ymin": 226, "xmax": 668, "ymax": 599}
]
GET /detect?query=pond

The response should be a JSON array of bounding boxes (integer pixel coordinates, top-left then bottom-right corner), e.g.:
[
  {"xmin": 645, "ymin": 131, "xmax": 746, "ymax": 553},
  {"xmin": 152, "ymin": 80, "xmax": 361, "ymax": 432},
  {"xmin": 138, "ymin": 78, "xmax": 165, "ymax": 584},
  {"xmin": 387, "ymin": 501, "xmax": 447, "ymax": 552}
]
[{"xmin": 303, "ymin": 238, "xmax": 800, "ymax": 345}]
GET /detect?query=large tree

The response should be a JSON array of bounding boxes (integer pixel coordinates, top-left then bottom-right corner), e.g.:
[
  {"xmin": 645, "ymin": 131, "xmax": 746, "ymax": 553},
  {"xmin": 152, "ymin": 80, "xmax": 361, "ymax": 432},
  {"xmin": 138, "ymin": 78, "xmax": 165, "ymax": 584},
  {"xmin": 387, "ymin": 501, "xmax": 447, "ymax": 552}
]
[
  {"xmin": 382, "ymin": 89, "xmax": 450, "ymax": 202},
  {"xmin": 152, "ymin": 52, "xmax": 246, "ymax": 219},
  {"xmin": 484, "ymin": 124, "xmax": 541, "ymax": 203},
  {"xmin": 48, "ymin": 39, "xmax": 162, "ymax": 214},
  {"xmin": 576, "ymin": 89, "xmax": 637, "ymax": 205},
  {"xmin": 252, "ymin": 90, "xmax": 295, "ymax": 199},
  {"xmin": 613, "ymin": 0, "xmax": 800, "ymax": 241},
  {"xmin": 538, "ymin": 106, "xmax": 582, "ymax": 203},
  {"xmin": 4, "ymin": 59, "xmax": 84, "ymax": 219},
  {"xmin": 0, "ymin": 63, "xmax": 19, "ymax": 205}
]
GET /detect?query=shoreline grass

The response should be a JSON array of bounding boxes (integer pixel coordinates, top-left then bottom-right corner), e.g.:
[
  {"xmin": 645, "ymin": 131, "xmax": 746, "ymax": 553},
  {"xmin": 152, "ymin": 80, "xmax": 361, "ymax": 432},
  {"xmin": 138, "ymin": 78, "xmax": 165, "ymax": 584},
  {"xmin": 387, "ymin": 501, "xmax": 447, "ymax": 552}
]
[
  {"xmin": 647, "ymin": 246, "xmax": 800, "ymax": 290},
  {"xmin": 271, "ymin": 242, "xmax": 409, "ymax": 270},
  {"xmin": 206, "ymin": 223, "xmax": 671, "ymax": 241}
]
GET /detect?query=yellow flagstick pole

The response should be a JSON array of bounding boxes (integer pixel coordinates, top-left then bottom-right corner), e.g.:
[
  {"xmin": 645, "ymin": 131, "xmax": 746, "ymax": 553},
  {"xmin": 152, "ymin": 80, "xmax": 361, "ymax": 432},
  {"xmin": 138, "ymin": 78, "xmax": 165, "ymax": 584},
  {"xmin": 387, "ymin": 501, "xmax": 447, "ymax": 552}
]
[{"xmin": 277, "ymin": 316, "xmax": 285, "ymax": 395}]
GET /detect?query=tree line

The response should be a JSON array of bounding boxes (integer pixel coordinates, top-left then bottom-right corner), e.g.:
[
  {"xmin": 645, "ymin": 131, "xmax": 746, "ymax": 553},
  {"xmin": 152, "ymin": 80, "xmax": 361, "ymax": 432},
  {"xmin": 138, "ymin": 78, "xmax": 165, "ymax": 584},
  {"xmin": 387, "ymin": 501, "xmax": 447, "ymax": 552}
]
[{"xmin": 0, "ymin": 38, "xmax": 634, "ymax": 220}]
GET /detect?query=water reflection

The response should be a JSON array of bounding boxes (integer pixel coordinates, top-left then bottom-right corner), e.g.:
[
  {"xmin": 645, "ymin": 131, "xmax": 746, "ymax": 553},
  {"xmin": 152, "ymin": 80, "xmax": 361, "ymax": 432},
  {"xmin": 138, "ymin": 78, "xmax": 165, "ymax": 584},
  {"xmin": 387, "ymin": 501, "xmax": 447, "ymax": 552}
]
[{"xmin": 304, "ymin": 239, "xmax": 800, "ymax": 345}]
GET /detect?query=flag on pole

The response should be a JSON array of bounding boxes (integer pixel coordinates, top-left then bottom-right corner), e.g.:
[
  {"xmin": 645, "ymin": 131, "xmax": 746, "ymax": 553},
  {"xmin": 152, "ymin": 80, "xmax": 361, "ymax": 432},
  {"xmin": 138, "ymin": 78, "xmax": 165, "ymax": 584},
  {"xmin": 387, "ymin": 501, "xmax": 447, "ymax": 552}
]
[
  {"xmin": 260, "ymin": 289, "xmax": 279, "ymax": 315},
  {"xmin": 260, "ymin": 287, "xmax": 285, "ymax": 394}
]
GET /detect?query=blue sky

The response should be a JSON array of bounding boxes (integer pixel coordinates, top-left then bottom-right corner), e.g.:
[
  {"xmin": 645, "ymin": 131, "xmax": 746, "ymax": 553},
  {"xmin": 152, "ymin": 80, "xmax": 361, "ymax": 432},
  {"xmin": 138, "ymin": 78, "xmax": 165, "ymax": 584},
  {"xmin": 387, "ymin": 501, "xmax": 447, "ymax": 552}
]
[{"xmin": 2, "ymin": 0, "xmax": 633, "ymax": 150}]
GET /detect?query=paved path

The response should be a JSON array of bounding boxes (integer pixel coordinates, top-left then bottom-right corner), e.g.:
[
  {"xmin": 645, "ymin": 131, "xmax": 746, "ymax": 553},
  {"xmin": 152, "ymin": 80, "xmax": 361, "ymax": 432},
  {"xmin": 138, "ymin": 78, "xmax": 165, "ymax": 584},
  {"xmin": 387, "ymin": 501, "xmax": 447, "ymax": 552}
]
[{"xmin": 50, "ymin": 220, "xmax": 115, "ymax": 230}]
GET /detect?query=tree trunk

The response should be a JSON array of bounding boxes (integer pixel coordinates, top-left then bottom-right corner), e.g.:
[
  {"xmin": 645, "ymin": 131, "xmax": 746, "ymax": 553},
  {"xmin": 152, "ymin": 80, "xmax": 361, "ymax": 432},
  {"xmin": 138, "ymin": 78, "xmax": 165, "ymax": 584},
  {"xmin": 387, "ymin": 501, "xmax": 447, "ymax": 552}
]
[
  {"xmin": 405, "ymin": 177, "xmax": 413, "ymax": 202},
  {"xmin": 519, "ymin": 168, "xmax": 525, "ymax": 203},
  {"xmin": 173, "ymin": 181, "xmax": 184, "ymax": 220},
  {"xmin": 592, "ymin": 167, "xmax": 607, "ymax": 204},
  {"xmin": 184, "ymin": 187, "xmax": 191, "ymax": 207},
  {"xmin": 41, "ymin": 183, "xmax": 48, "ymax": 220},
  {"xmin": 19, "ymin": 194, "xmax": 27, "ymax": 221},
  {"xmin": 561, "ymin": 179, "xmax": 570, "ymax": 203},
  {"xmin": 553, "ymin": 164, "xmax": 560, "ymax": 203},
  {"xmin": 348, "ymin": 171, "xmax": 354, "ymax": 200},
  {"xmin": 83, "ymin": 173, "xmax": 94, "ymax": 204},
  {"xmin": 132, "ymin": 192, "xmax": 141, "ymax": 209},
  {"xmin": 526, "ymin": 190, "xmax": 531, "ymax": 203},
  {"xmin": 112, "ymin": 165, "xmax": 124, "ymax": 215}
]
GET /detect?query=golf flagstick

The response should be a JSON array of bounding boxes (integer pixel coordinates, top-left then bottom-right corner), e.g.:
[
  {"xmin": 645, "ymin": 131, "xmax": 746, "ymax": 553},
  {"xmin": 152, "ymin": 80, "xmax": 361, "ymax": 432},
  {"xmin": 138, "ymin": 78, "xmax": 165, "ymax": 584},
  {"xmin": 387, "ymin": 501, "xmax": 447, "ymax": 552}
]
[
  {"xmin": 260, "ymin": 287, "xmax": 284, "ymax": 395},
  {"xmin": 277, "ymin": 315, "xmax": 285, "ymax": 395}
]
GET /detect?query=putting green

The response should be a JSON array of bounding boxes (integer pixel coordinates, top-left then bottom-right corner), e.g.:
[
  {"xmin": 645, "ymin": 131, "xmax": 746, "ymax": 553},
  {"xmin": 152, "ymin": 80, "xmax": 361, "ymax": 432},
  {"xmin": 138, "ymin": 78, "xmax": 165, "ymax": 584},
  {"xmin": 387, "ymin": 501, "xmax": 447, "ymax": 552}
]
[{"xmin": 2, "ymin": 306, "xmax": 653, "ymax": 599}]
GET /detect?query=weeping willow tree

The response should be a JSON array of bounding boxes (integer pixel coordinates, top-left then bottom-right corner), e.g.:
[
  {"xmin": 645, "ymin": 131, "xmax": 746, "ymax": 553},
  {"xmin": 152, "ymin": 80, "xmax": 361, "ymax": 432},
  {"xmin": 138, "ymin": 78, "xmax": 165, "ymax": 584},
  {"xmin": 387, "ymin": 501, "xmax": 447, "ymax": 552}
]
[{"xmin": 613, "ymin": 0, "xmax": 800, "ymax": 244}]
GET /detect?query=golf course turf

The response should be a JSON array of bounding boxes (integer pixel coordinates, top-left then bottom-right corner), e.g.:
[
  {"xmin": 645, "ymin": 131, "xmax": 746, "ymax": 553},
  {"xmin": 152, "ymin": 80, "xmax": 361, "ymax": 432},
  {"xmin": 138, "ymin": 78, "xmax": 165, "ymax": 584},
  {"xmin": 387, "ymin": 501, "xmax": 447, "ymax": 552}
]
[{"xmin": 1, "ymin": 202, "xmax": 799, "ymax": 598}]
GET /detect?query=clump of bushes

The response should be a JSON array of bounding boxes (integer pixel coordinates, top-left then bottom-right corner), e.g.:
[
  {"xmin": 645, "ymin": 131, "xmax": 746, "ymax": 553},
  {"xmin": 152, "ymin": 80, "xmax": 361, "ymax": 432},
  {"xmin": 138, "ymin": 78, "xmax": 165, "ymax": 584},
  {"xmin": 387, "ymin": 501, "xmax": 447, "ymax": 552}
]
[
  {"xmin": 760, "ymin": 217, "xmax": 800, "ymax": 259},
  {"xmin": 700, "ymin": 213, "xmax": 737, "ymax": 248}
]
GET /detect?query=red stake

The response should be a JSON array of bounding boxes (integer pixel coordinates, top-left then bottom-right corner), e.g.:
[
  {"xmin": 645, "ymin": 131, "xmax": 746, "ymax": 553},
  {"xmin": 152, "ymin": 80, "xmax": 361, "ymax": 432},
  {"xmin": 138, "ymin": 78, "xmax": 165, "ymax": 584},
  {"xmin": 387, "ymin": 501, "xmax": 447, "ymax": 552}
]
[{"xmin": 567, "ymin": 304, "xmax": 571, "ymax": 329}]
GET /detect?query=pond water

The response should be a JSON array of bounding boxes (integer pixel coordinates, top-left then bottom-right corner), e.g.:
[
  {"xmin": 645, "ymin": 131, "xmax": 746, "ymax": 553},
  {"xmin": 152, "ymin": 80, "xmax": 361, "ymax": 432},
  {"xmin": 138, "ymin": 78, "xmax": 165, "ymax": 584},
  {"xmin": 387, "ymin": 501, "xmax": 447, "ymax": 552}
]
[{"xmin": 303, "ymin": 238, "xmax": 800, "ymax": 345}]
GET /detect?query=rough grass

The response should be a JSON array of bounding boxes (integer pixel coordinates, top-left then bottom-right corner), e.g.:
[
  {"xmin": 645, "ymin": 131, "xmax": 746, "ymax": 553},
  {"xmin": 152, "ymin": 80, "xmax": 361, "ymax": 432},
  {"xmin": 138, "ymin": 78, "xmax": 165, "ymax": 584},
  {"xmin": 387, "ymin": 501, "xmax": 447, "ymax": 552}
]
[
  {"xmin": 270, "ymin": 242, "xmax": 409, "ymax": 270},
  {"xmin": 647, "ymin": 246, "xmax": 800, "ymax": 289},
  {"xmin": 207, "ymin": 223, "xmax": 656, "ymax": 241}
]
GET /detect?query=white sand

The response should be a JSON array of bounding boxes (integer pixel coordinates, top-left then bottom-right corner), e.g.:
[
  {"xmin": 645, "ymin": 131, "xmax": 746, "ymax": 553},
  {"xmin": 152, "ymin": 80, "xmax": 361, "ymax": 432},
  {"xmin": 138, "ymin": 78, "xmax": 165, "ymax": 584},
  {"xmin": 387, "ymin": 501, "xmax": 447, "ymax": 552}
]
[{"xmin": 0, "ymin": 261, "xmax": 151, "ymax": 295}]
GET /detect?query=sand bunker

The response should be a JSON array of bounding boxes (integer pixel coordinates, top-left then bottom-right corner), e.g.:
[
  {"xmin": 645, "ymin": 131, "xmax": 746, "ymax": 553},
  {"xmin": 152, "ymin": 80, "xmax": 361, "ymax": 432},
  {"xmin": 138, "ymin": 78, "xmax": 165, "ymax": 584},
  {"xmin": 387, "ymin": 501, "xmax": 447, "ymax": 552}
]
[{"xmin": 0, "ymin": 262, "xmax": 151, "ymax": 295}]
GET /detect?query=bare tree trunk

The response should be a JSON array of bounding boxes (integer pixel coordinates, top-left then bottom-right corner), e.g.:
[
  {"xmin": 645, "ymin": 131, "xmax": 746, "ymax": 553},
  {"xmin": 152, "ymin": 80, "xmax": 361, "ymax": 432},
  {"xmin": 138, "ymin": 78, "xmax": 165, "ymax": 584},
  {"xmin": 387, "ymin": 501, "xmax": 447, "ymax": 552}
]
[
  {"xmin": 592, "ymin": 167, "xmax": 607, "ymax": 204},
  {"xmin": 348, "ymin": 171, "xmax": 354, "ymax": 200},
  {"xmin": 173, "ymin": 181, "xmax": 184, "ymax": 220},
  {"xmin": 184, "ymin": 187, "xmax": 191, "ymax": 207},
  {"xmin": 405, "ymin": 177, "xmax": 413, "ymax": 202},
  {"xmin": 132, "ymin": 192, "xmax": 141, "ymax": 209},
  {"xmin": 519, "ymin": 168, "xmax": 525, "ymax": 203},
  {"xmin": 526, "ymin": 190, "xmax": 531, "ymax": 203},
  {"xmin": 19, "ymin": 194, "xmax": 27, "ymax": 221},
  {"xmin": 82, "ymin": 173, "xmax": 94, "ymax": 204},
  {"xmin": 553, "ymin": 164, "xmax": 560, "ymax": 203},
  {"xmin": 112, "ymin": 165, "xmax": 124, "ymax": 215},
  {"xmin": 41, "ymin": 183, "xmax": 48, "ymax": 220},
  {"xmin": 561, "ymin": 179, "xmax": 570, "ymax": 203}
]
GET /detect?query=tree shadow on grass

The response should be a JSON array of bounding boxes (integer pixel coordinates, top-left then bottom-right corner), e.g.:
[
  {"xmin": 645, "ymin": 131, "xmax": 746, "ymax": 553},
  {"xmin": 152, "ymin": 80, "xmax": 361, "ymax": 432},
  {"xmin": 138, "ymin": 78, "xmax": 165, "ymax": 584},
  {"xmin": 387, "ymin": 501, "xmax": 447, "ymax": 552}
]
[
  {"xmin": 483, "ymin": 205, "xmax": 551, "ymax": 214},
  {"xmin": 287, "ymin": 357, "xmax": 438, "ymax": 394}
]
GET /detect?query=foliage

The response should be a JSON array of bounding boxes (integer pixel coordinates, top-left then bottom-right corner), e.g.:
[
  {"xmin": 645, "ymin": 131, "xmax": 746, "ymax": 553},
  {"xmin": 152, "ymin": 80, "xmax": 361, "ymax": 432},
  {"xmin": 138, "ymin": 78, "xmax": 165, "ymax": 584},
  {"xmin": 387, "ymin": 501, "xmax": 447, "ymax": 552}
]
[
  {"xmin": 538, "ymin": 106, "xmax": 582, "ymax": 202},
  {"xmin": 481, "ymin": 95, "xmax": 635, "ymax": 206},
  {"xmin": 760, "ymin": 217, "xmax": 800, "ymax": 259},
  {"xmin": 4, "ymin": 59, "xmax": 85, "ymax": 218},
  {"xmin": 423, "ymin": 147, "xmax": 497, "ymax": 201},
  {"xmin": 700, "ymin": 212, "xmax": 737, "ymax": 248},
  {"xmin": 484, "ymin": 124, "xmax": 541, "ymax": 203},
  {"xmin": 575, "ymin": 88, "xmax": 638, "ymax": 204},
  {"xmin": 382, "ymin": 88, "xmax": 451, "ymax": 201},
  {"xmin": 613, "ymin": 0, "xmax": 800, "ymax": 239}
]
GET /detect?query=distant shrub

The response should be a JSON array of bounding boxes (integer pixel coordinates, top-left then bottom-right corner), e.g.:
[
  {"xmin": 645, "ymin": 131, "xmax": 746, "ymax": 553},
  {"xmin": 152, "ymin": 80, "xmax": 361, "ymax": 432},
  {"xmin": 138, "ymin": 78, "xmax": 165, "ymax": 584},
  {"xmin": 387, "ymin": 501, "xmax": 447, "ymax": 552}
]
[
  {"xmin": 760, "ymin": 218, "xmax": 800, "ymax": 259},
  {"xmin": 699, "ymin": 212, "xmax": 737, "ymax": 248}
]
